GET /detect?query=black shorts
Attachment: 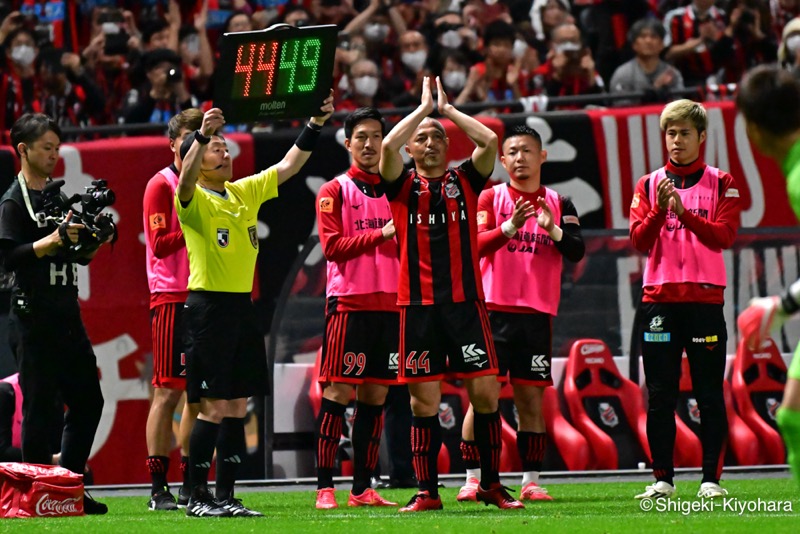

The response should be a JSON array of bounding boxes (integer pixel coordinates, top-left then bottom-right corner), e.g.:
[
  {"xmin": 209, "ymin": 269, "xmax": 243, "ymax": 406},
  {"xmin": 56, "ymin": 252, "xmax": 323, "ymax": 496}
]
[
  {"xmin": 184, "ymin": 291, "xmax": 268, "ymax": 403},
  {"xmin": 150, "ymin": 302, "xmax": 187, "ymax": 389},
  {"xmin": 490, "ymin": 311, "xmax": 553, "ymax": 386},
  {"xmin": 398, "ymin": 301, "xmax": 498, "ymax": 383},
  {"xmin": 319, "ymin": 310, "xmax": 400, "ymax": 385}
]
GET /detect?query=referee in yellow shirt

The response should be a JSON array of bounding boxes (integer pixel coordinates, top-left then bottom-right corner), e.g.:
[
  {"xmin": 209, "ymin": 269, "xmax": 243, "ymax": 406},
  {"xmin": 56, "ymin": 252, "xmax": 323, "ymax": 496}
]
[{"xmin": 175, "ymin": 95, "xmax": 334, "ymax": 517}]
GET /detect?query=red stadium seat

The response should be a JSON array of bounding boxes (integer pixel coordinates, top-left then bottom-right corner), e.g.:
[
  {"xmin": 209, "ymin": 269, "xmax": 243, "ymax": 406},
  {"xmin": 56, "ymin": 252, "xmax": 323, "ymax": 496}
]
[
  {"xmin": 543, "ymin": 386, "xmax": 591, "ymax": 471},
  {"xmin": 730, "ymin": 338, "xmax": 787, "ymax": 464},
  {"xmin": 561, "ymin": 339, "xmax": 648, "ymax": 470},
  {"xmin": 676, "ymin": 356, "xmax": 761, "ymax": 466}
]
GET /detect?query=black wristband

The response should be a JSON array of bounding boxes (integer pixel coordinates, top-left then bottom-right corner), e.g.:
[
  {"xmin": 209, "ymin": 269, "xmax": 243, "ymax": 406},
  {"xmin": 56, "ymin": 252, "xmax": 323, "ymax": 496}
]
[
  {"xmin": 307, "ymin": 121, "xmax": 322, "ymax": 132},
  {"xmin": 782, "ymin": 291, "xmax": 800, "ymax": 315},
  {"xmin": 194, "ymin": 130, "xmax": 211, "ymax": 145},
  {"xmin": 295, "ymin": 123, "xmax": 321, "ymax": 151}
]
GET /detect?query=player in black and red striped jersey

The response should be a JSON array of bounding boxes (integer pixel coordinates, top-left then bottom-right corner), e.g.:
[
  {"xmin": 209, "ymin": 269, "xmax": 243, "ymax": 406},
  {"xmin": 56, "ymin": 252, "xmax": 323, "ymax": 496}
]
[{"xmin": 379, "ymin": 76, "xmax": 523, "ymax": 512}]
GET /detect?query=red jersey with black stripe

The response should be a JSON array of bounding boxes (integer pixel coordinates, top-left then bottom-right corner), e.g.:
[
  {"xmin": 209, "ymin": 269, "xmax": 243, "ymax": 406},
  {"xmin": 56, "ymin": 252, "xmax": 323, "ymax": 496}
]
[
  {"xmin": 384, "ymin": 160, "xmax": 488, "ymax": 305},
  {"xmin": 663, "ymin": 5, "xmax": 726, "ymax": 84}
]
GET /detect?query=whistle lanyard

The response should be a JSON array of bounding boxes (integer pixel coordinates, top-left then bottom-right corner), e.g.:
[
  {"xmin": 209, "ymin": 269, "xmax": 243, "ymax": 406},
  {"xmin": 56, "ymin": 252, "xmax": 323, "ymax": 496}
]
[{"xmin": 16, "ymin": 172, "xmax": 51, "ymax": 227}]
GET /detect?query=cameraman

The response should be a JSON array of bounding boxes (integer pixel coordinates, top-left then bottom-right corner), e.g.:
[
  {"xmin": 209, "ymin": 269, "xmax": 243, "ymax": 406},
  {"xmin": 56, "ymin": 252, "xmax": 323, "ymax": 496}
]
[
  {"xmin": 714, "ymin": 0, "xmax": 778, "ymax": 84},
  {"xmin": 0, "ymin": 113, "xmax": 109, "ymax": 515},
  {"xmin": 122, "ymin": 48, "xmax": 194, "ymax": 125}
]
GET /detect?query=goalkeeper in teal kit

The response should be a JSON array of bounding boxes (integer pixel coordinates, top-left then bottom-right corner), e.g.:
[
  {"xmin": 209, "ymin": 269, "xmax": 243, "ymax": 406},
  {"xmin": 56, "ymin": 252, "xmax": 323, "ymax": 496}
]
[{"xmin": 736, "ymin": 65, "xmax": 800, "ymax": 487}]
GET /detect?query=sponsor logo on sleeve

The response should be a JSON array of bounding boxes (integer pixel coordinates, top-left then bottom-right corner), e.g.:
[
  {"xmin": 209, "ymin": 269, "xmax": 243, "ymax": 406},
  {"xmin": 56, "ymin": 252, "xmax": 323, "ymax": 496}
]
[
  {"xmin": 630, "ymin": 193, "xmax": 640, "ymax": 209},
  {"xmin": 477, "ymin": 210, "xmax": 488, "ymax": 225},
  {"xmin": 319, "ymin": 197, "xmax": 333, "ymax": 213},
  {"xmin": 563, "ymin": 215, "xmax": 580, "ymax": 225},
  {"xmin": 725, "ymin": 188, "xmax": 740, "ymax": 198},
  {"xmin": 149, "ymin": 213, "xmax": 166, "ymax": 230}
]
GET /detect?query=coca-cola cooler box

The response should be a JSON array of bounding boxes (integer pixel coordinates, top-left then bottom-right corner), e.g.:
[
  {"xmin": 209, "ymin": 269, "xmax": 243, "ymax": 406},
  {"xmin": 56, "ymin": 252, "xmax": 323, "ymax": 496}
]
[{"xmin": 0, "ymin": 463, "xmax": 83, "ymax": 518}]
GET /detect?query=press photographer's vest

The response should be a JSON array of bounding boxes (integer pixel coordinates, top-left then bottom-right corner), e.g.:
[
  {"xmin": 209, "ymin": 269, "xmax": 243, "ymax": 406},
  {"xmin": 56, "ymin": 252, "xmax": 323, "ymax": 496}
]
[
  {"xmin": 0, "ymin": 374, "xmax": 22, "ymax": 449},
  {"xmin": 643, "ymin": 166, "xmax": 726, "ymax": 287},
  {"xmin": 0, "ymin": 178, "xmax": 78, "ymax": 301},
  {"xmin": 481, "ymin": 184, "xmax": 563, "ymax": 315},
  {"xmin": 145, "ymin": 166, "xmax": 190, "ymax": 295},
  {"xmin": 325, "ymin": 174, "xmax": 398, "ymax": 297}
]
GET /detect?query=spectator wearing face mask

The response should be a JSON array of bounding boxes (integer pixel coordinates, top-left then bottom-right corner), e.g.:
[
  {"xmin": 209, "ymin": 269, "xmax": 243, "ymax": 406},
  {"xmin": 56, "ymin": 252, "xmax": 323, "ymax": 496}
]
[
  {"xmin": 1, "ymin": 27, "xmax": 41, "ymax": 130},
  {"xmin": 385, "ymin": 30, "xmax": 431, "ymax": 107},
  {"xmin": 454, "ymin": 20, "xmax": 533, "ymax": 106},
  {"xmin": 428, "ymin": 11, "xmax": 482, "ymax": 67},
  {"xmin": 779, "ymin": 16, "xmax": 800, "ymax": 79},
  {"xmin": 338, "ymin": 58, "xmax": 392, "ymax": 112},
  {"xmin": 344, "ymin": 0, "xmax": 407, "ymax": 43},
  {"xmin": 531, "ymin": 22, "xmax": 604, "ymax": 108},
  {"xmin": 436, "ymin": 50, "xmax": 471, "ymax": 102},
  {"xmin": 529, "ymin": 0, "xmax": 574, "ymax": 60}
]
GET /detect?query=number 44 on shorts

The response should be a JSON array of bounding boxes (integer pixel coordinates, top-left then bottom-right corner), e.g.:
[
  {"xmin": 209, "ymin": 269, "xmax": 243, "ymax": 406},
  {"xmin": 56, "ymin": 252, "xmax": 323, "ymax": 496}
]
[{"xmin": 405, "ymin": 351, "xmax": 431, "ymax": 375}]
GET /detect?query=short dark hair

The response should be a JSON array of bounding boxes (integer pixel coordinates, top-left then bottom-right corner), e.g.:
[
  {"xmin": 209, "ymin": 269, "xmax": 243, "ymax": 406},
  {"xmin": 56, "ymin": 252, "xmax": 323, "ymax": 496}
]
[
  {"xmin": 483, "ymin": 20, "xmax": 516, "ymax": 46},
  {"xmin": 179, "ymin": 131, "xmax": 225, "ymax": 161},
  {"xmin": 628, "ymin": 18, "xmax": 666, "ymax": 44},
  {"xmin": 10, "ymin": 113, "xmax": 62, "ymax": 158},
  {"xmin": 143, "ymin": 47, "xmax": 182, "ymax": 71},
  {"xmin": 223, "ymin": 10, "xmax": 251, "ymax": 32},
  {"xmin": 2, "ymin": 27, "xmax": 36, "ymax": 49},
  {"xmin": 737, "ymin": 65, "xmax": 800, "ymax": 136},
  {"xmin": 168, "ymin": 108, "xmax": 204, "ymax": 141},
  {"xmin": 344, "ymin": 107, "xmax": 385, "ymax": 139},
  {"xmin": 142, "ymin": 19, "xmax": 169, "ymax": 45},
  {"xmin": 503, "ymin": 125, "xmax": 542, "ymax": 149}
]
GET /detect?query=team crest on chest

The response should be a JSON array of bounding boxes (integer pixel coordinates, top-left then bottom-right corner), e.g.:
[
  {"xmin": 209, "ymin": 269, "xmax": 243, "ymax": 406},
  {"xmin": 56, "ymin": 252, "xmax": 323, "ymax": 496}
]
[
  {"xmin": 217, "ymin": 228, "xmax": 230, "ymax": 248},
  {"xmin": 248, "ymin": 225, "xmax": 258, "ymax": 249},
  {"xmin": 444, "ymin": 182, "xmax": 460, "ymax": 199}
]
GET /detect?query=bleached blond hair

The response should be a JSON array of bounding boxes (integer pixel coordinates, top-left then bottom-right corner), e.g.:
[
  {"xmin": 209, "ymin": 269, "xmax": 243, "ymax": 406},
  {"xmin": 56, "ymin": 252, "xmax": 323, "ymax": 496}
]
[{"xmin": 659, "ymin": 99, "xmax": 707, "ymax": 133}]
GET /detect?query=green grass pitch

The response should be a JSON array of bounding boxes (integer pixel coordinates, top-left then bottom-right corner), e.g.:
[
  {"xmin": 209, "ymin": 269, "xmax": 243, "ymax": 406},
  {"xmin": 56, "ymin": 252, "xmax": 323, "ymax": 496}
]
[{"xmin": 1, "ymin": 478, "xmax": 797, "ymax": 533}]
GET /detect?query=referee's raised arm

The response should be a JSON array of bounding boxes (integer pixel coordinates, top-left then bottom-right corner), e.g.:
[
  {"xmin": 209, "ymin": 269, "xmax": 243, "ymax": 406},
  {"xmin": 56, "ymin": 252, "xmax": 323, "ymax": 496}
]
[
  {"xmin": 274, "ymin": 91, "xmax": 335, "ymax": 185},
  {"xmin": 380, "ymin": 76, "xmax": 435, "ymax": 182},
  {"xmin": 177, "ymin": 107, "xmax": 225, "ymax": 203}
]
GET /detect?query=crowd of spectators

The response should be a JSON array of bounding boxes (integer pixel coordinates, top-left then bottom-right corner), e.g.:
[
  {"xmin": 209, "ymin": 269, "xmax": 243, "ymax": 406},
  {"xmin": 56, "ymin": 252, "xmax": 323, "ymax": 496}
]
[{"xmin": 1, "ymin": 0, "xmax": 800, "ymax": 136}]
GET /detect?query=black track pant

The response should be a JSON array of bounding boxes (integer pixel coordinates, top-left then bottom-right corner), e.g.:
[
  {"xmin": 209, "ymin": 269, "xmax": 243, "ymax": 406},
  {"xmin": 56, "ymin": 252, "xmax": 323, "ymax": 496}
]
[
  {"xmin": 639, "ymin": 302, "xmax": 728, "ymax": 483},
  {"xmin": 10, "ymin": 306, "xmax": 104, "ymax": 475}
]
